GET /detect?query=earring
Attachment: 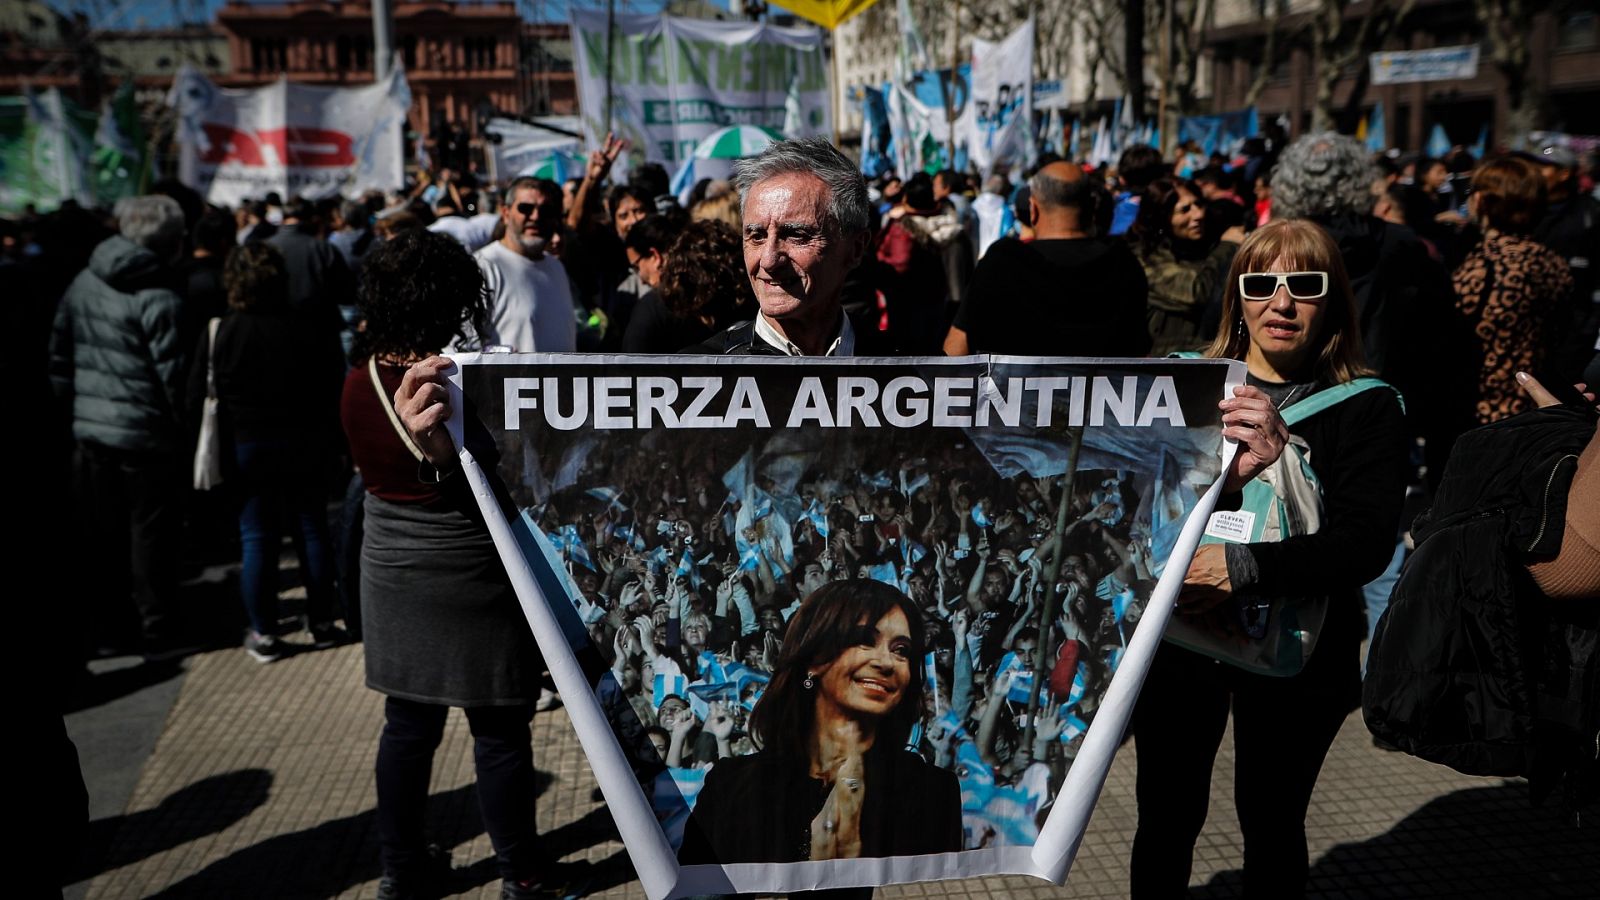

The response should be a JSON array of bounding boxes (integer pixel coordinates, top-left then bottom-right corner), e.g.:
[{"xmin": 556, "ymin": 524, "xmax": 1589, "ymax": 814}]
[
  {"xmin": 1235, "ymin": 316, "xmax": 1245, "ymax": 339},
  {"xmin": 803, "ymin": 673, "xmax": 816, "ymax": 690}
]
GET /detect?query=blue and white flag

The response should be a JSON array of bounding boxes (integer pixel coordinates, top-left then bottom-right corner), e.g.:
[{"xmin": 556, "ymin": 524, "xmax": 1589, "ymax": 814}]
[
  {"xmin": 802, "ymin": 498, "xmax": 831, "ymax": 538},
  {"xmin": 653, "ymin": 673, "xmax": 688, "ymax": 710}
]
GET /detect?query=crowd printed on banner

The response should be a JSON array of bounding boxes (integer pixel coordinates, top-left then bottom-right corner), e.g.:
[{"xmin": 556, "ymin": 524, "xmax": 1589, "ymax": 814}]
[
  {"xmin": 499, "ymin": 374, "xmax": 1189, "ymax": 432},
  {"xmin": 454, "ymin": 356, "xmax": 1237, "ymax": 894}
]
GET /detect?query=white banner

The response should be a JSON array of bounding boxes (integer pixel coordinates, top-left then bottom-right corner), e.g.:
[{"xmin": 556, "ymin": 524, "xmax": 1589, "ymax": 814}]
[
  {"xmin": 484, "ymin": 116, "xmax": 584, "ymax": 181},
  {"xmin": 960, "ymin": 18, "xmax": 1034, "ymax": 175},
  {"xmin": 166, "ymin": 65, "xmax": 410, "ymax": 207},
  {"xmin": 1369, "ymin": 45, "xmax": 1480, "ymax": 86},
  {"xmin": 570, "ymin": 11, "xmax": 831, "ymax": 165}
]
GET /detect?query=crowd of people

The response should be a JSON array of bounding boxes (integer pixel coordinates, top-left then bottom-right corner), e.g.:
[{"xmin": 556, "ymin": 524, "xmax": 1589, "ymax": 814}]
[{"xmin": 22, "ymin": 121, "xmax": 1598, "ymax": 900}]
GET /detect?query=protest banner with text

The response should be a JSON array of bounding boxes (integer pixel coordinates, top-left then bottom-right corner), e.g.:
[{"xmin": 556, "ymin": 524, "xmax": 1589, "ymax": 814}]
[
  {"xmin": 166, "ymin": 65, "xmax": 410, "ymax": 207},
  {"xmin": 570, "ymin": 11, "xmax": 831, "ymax": 166},
  {"xmin": 444, "ymin": 354, "xmax": 1243, "ymax": 898}
]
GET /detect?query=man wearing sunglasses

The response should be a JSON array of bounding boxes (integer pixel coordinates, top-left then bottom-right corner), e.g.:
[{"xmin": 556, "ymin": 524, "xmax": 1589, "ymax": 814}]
[{"xmin": 463, "ymin": 176, "xmax": 577, "ymax": 352}]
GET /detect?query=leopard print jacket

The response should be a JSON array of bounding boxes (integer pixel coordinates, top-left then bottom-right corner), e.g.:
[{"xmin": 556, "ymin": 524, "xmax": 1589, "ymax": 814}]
[{"xmin": 1451, "ymin": 232, "xmax": 1573, "ymax": 424}]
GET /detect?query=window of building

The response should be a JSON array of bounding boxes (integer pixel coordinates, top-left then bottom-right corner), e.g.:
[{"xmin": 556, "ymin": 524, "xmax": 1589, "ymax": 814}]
[
  {"xmin": 1558, "ymin": 12, "xmax": 1597, "ymax": 51},
  {"xmin": 402, "ymin": 35, "xmax": 417, "ymax": 69},
  {"xmin": 251, "ymin": 37, "xmax": 288, "ymax": 72}
]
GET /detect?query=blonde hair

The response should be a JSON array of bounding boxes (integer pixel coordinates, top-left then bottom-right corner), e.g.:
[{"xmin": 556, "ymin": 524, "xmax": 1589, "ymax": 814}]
[
  {"xmin": 690, "ymin": 190, "xmax": 741, "ymax": 230},
  {"xmin": 1204, "ymin": 219, "xmax": 1372, "ymax": 385}
]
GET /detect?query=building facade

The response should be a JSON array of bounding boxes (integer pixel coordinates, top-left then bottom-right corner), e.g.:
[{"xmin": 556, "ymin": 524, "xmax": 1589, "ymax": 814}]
[
  {"xmin": 1, "ymin": 0, "xmax": 575, "ymax": 143},
  {"xmin": 1207, "ymin": 0, "xmax": 1600, "ymax": 149},
  {"xmin": 217, "ymin": 0, "xmax": 575, "ymax": 139}
]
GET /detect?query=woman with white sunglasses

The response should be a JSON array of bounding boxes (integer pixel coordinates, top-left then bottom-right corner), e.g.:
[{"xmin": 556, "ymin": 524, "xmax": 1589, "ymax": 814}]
[{"xmin": 1129, "ymin": 219, "xmax": 1410, "ymax": 900}]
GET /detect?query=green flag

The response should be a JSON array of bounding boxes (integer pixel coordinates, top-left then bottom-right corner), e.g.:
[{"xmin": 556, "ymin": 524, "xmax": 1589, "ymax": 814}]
[{"xmin": 91, "ymin": 81, "xmax": 149, "ymax": 206}]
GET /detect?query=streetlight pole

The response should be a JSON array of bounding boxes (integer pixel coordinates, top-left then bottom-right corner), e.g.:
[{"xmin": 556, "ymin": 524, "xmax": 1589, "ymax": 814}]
[{"xmin": 372, "ymin": 0, "xmax": 395, "ymax": 81}]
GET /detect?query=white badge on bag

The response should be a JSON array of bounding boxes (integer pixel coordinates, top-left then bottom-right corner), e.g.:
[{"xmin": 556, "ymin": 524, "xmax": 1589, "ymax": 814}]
[{"xmin": 1204, "ymin": 509, "xmax": 1255, "ymax": 543}]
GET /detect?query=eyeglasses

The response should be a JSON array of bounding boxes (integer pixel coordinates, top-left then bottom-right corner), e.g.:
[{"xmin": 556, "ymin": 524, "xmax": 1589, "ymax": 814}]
[
  {"xmin": 515, "ymin": 202, "xmax": 540, "ymax": 216},
  {"xmin": 1238, "ymin": 271, "xmax": 1329, "ymax": 301}
]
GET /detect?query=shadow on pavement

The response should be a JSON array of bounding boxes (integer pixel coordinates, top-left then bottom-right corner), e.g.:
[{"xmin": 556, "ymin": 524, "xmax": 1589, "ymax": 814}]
[
  {"xmin": 1193, "ymin": 781, "xmax": 1599, "ymax": 899},
  {"xmin": 143, "ymin": 769, "xmax": 564, "ymax": 897},
  {"xmin": 68, "ymin": 769, "xmax": 274, "ymax": 886},
  {"xmin": 144, "ymin": 782, "xmax": 477, "ymax": 898},
  {"xmin": 453, "ymin": 805, "xmax": 631, "ymax": 896},
  {"xmin": 64, "ymin": 659, "xmax": 187, "ymax": 715}
]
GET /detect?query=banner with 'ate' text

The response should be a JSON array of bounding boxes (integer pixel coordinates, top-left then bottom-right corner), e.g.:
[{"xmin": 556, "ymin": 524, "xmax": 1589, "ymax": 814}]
[{"xmin": 166, "ymin": 65, "xmax": 410, "ymax": 207}]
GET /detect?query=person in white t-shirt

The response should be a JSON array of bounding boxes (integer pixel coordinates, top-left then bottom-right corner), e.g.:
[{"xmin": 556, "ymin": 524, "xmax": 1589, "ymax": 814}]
[
  {"xmin": 427, "ymin": 198, "xmax": 499, "ymax": 253},
  {"xmin": 463, "ymin": 177, "xmax": 577, "ymax": 352}
]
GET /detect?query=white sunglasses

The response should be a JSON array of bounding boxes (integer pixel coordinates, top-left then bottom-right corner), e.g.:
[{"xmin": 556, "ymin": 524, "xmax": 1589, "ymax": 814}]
[{"xmin": 1237, "ymin": 271, "xmax": 1329, "ymax": 301}]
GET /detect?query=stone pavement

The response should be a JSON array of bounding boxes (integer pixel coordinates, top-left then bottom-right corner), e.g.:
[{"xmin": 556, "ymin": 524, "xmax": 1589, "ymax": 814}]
[{"xmin": 67, "ymin": 637, "xmax": 1597, "ymax": 900}]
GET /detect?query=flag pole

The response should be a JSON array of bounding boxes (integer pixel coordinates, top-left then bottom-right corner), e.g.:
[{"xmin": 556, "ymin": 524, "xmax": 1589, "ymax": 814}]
[
  {"xmin": 604, "ymin": 0, "xmax": 616, "ymax": 137},
  {"xmin": 831, "ymin": 26, "xmax": 841, "ymax": 147},
  {"xmin": 945, "ymin": 0, "xmax": 960, "ymax": 168}
]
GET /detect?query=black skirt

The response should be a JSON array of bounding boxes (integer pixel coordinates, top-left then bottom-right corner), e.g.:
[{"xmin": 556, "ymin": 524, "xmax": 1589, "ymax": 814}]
[{"xmin": 360, "ymin": 492, "xmax": 543, "ymax": 707}]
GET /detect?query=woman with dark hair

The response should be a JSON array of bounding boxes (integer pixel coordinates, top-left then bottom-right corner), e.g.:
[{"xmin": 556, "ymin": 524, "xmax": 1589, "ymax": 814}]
[
  {"xmin": 622, "ymin": 218, "xmax": 755, "ymax": 352},
  {"xmin": 339, "ymin": 228, "xmax": 551, "ymax": 900},
  {"xmin": 875, "ymin": 172, "xmax": 959, "ymax": 355},
  {"xmin": 186, "ymin": 241, "xmax": 346, "ymax": 662},
  {"xmin": 678, "ymin": 579, "xmax": 962, "ymax": 864},
  {"xmin": 1130, "ymin": 219, "xmax": 1408, "ymax": 900},
  {"xmin": 1128, "ymin": 177, "xmax": 1245, "ymax": 356},
  {"xmin": 1452, "ymin": 156, "xmax": 1573, "ymax": 424}
]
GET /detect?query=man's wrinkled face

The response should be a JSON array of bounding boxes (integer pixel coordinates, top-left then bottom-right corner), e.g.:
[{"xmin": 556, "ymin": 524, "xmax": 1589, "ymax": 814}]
[{"xmin": 742, "ymin": 172, "xmax": 861, "ymax": 325}]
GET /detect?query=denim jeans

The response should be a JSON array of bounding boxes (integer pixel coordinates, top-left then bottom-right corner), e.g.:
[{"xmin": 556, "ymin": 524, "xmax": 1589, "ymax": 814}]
[
  {"xmin": 234, "ymin": 438, "xmax": 335, "ymax": 634},
  {"xmin": 1361, "ymin": 538, "xmax": 1408, "ymax": 674}
]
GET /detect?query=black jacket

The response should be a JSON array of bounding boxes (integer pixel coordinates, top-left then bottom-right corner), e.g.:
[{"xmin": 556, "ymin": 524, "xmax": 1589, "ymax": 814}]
[
  {"xmin": 1313, "ymin": 212, "xmax": 1477, "ymax": 480},
  {"xmin": 677, "ymin": 745, "xmax": 963, "ymax": 864},
  {"xmin": 1364, "ymin": 404, "xmax": 1598, "ymax": 806},
  {"xmin": 682, "ymin": 313, "xmax": 898, "ymax": 356}
]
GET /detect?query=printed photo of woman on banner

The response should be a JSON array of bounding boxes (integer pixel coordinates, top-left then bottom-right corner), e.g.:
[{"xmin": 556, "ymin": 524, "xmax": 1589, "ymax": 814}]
[{"xmin": 432, "ymin": 354, "xmax": 1246, "ymax": 898}]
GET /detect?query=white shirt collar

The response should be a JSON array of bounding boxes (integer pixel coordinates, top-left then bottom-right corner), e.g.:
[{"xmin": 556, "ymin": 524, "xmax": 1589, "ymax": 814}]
[{"xmin": 753, "ymin": 311, "xmax": 855, "ymax": 357}]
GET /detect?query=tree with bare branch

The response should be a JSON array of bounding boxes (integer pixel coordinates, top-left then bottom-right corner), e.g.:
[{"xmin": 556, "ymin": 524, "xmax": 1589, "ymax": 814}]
[
  {"xmin": 1474, "ymin": 0, "xmax": 1551, "ymax": 140},
  {"xmin": 1309, "ymin": 0, "xmax": 1414, "ymax": 133}
]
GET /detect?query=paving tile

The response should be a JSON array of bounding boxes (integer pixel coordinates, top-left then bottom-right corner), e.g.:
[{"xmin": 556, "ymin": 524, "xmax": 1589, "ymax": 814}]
[{"xmin": 80, "ymin": 637, "xmax": 1599, "ymax": 900}]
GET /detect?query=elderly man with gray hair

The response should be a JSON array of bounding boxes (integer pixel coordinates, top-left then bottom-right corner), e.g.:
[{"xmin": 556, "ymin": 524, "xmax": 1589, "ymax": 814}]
[
  {"xmin": 50, "ymin": 194, "xmax": 192, "ymax": 658},
  {"xmin": 686, "ymin": 137, "xmax": 893, "ymax": 356}
]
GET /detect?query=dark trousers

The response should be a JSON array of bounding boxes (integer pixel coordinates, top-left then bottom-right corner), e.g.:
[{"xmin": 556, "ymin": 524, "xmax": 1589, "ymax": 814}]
[
  {"xmin": 76, "ymin": 442, "xmax": 182, "ymax": 644},
  {"xmin": 375, "ymin": 696, "xmax": 540, "ymax": 882},
  {"xmin": 1130, "ymin": 638, "xmax": 1354, "ymax": 900}
]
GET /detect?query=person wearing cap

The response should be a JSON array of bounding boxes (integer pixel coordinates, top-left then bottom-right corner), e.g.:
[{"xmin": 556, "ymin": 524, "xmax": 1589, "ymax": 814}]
[{"xmin": 1519, "ymin": 143, "xmax": 1600, "ymax": 386}]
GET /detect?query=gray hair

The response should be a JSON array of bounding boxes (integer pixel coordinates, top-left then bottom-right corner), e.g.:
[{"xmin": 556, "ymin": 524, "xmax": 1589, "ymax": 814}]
[
  {"xmin": 732, "ymin": 137, "xmax": 872, "ymax": 236},
  {"xmin": 502, "ymin": 176, "xmax": 560, "ymax": 207},
  {"xmin": 1029, "ymin": 169, "xmax": 1089, "ymax": 213},
  {"xmin": 116, "ymin": 195, "xmax": 185, "ymax": 254},
  {"xmin": 982, "ymin": 174, "xmax": 1010, "ymax": 196},
  {"xmin": 1271, "ymin": 132, "xmax": 1379, "ymax": 219},
  {"xmin": 338, "ymin": 199, "xmax": 368, "ymax": 230}
]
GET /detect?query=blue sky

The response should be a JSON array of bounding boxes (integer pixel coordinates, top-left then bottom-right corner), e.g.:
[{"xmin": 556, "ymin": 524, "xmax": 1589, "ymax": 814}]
[{"xmin": 42, "ymin": 0, "xmax": 672, "ymax": 30}]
